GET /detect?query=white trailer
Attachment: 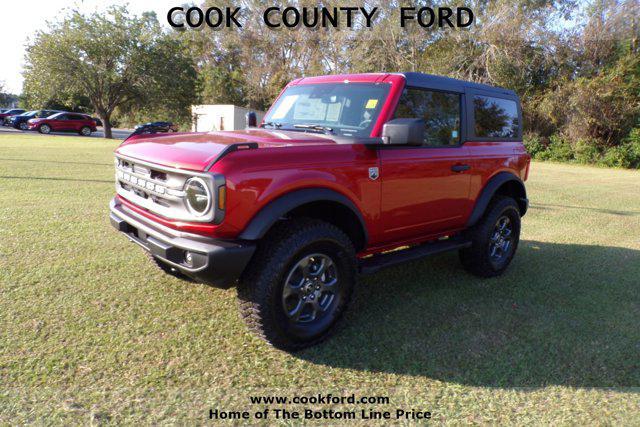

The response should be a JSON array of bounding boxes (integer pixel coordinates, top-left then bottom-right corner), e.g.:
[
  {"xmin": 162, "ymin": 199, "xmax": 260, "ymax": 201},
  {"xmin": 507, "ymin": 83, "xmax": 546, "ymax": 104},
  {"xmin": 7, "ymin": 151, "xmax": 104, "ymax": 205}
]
[{"xmin": 191, "ymin": 105, "xmax": 266, "ymax": 132}]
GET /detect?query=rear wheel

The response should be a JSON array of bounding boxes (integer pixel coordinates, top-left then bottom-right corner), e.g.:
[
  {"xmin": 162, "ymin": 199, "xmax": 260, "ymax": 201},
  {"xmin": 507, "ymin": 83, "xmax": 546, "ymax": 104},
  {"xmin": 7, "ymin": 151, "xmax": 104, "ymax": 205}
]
[
  {"xmin": 38, "ymin": 124, "xmax": 51, "ymax": 134},
  {"xmin": 459, "ymin": 196, "xmax": 521, "ymax": 277},
  {"xmin": 238, "ymin": 218, "xmax": 356, "ymax": 351}
]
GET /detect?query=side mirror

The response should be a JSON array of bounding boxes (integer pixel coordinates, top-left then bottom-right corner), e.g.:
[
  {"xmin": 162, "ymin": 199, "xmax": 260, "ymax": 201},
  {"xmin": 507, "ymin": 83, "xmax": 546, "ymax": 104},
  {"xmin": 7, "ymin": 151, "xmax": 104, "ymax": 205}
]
[
  {"xmin": 381, "ymin": 118, "xmax": 425, "ymax": 146},
  {"xmin": 245, "ymin": 111, "xmax": 257, "ymax": 128}
]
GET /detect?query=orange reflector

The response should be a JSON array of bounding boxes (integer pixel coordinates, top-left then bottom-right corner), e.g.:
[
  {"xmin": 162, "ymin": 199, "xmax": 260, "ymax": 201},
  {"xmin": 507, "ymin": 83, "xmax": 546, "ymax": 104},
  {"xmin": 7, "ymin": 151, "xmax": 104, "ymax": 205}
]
[{"xmin": 217, "ymin": 186, "xmax": 226, "ymax": 210}]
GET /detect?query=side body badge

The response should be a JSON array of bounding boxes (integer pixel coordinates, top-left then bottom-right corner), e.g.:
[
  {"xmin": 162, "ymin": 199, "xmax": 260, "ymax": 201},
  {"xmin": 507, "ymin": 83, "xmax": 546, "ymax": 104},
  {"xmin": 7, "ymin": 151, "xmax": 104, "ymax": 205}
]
[{"xmin": 368, "ymin": 167, "xmax": 379, "ymax": 180}]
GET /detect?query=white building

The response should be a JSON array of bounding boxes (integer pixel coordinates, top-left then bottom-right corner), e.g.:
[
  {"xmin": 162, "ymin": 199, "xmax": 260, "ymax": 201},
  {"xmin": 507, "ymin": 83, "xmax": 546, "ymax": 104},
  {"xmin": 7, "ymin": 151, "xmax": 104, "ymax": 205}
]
[{"xmin": 191, "ymin": 105, "xmax": 266, "ymax": 132}]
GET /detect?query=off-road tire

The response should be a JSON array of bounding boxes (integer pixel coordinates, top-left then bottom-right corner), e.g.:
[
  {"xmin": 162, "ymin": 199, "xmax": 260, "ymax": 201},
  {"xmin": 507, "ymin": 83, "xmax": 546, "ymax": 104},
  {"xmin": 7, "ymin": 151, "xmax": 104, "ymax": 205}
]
[
  {"xmin": 238, "ymin": 218, "xmax": 356, "ymax": 351},
  {"xmin": 459, "ymin": 195, "xmax": 521, "ymax": 277}
]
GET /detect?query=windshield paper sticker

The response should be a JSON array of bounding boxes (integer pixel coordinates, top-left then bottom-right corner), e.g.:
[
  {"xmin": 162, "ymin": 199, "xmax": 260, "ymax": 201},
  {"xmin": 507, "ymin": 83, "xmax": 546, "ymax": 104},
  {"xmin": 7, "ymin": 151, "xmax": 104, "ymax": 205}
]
[{"xmin": 271, "ymin": 95, "xmax": 299, "ymax": 120}]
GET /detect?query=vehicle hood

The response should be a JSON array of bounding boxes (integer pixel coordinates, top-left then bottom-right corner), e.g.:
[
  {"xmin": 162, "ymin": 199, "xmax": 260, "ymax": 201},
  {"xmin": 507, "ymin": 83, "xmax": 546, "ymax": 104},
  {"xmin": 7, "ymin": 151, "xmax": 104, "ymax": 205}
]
[{"xmin": 115, "ymin": 129, "xmax": 343, "ymax": 171}]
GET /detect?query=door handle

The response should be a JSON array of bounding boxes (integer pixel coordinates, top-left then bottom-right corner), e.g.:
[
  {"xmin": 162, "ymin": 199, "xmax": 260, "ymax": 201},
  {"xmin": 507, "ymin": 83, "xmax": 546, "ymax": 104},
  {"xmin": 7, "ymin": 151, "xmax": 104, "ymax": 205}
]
[{"xmin": 451, "ymin": 164, "xmax": 470, "ymax": 173}]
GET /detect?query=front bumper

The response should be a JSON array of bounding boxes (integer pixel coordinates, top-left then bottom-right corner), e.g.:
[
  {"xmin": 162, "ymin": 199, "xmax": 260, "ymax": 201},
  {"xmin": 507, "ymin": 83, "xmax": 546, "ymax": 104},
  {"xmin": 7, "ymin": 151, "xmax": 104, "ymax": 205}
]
[{"xmin": 109, "ymin": 198, "xmax": 255, "ymax": 288}]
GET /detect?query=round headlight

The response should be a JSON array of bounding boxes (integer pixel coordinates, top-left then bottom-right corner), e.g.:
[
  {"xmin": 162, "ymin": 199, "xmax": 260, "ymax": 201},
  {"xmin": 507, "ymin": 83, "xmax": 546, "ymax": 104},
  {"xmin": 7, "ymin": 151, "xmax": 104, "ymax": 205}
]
[{"xmin": 184, "ymin": 177, "xmax": 211, "ymax": 216}]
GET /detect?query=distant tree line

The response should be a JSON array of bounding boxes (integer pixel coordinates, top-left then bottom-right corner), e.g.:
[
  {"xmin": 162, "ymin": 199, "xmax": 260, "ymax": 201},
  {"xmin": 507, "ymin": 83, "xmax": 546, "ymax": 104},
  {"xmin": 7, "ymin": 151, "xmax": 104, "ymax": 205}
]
[
  {"xmin": 20, "ymin": 1, "xmax": 640, "ymax": 168},
  {"xmin": 0, "ymin": 81, "xmax": 19, "ymax": 107}
]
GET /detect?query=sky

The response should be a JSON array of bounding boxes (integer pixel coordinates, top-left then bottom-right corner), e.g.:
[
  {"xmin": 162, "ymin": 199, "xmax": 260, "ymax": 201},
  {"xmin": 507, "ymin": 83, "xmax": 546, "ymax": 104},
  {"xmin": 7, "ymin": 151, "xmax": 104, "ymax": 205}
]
[{"xmin": 0, "ymin": 0, "xmax": 178, "ymax": 95}]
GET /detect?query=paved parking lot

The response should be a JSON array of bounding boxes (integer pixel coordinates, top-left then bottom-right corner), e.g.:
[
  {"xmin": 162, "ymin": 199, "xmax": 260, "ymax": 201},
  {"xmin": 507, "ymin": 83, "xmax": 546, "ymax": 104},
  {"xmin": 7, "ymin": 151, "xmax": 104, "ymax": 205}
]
[{"xmin": 0, "ymin": 125, "xmax": 132, "ymax": 139}]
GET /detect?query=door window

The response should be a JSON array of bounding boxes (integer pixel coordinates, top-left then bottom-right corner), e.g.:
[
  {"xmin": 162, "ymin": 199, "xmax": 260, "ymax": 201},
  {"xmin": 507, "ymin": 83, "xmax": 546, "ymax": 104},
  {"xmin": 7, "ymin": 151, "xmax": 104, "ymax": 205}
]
[{"xmin": 394, "ymin": 88, "xmax": 461, "ymax": 146}]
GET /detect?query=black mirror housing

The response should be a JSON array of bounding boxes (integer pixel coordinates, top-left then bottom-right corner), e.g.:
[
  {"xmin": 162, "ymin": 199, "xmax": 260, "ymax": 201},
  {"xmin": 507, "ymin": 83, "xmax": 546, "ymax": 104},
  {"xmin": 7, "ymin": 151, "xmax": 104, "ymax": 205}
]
[
  {"xmin": 245, "ymin": 111, "xmax": 257, "ymax": 128},
  {"xmin": 381, "ymin": 118, "xmax": 425, "ymax": 146}
]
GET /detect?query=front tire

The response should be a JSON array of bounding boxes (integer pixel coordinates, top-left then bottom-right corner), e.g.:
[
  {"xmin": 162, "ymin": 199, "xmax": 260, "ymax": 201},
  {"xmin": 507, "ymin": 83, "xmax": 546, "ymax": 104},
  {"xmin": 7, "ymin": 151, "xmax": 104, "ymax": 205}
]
[
  {"xmin": 38, "ymin": 124, "xmax": 51, "ymax": 134},
  {"xmin": 18, "ymin": 122, "xmax": 28, "ymax": 130},
  {"xmin": 459, "ymin": 196, "xmax": 521, "ymax": 277},
  {"xmin": 238, "ymin": 219, "xmax": 356, "ymax": 351},
  {"xmin": 80, "ymin": 126, "xmax": 91, "ymax": 136}
]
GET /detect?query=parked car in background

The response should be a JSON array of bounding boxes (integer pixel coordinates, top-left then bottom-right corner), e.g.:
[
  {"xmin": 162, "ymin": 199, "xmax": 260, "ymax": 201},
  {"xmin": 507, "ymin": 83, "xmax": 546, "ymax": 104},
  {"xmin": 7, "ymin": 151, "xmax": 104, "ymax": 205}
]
[
  {"xmin": 92, "ymin": 117, "xmax": 103, "ymax": 127},
  {"xmin": 28, "ymin": 112, "xmax": 98, "ymax": 136},
  {"xmin": 132, "ymin": 121, "xmax": 178, "ymax": 135},
  {"xmin": 9, "ymin": 110, "xmax": 61, "ymax": 130},
  {"xmin": 0, "ymin": 109, "xmax": 26, "ymax": 124}
]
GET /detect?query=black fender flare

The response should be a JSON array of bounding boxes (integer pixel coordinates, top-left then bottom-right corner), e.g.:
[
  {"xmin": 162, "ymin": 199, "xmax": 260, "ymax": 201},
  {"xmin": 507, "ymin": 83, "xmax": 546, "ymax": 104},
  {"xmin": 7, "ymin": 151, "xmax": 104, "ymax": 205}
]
[
  {"xmin": 238, "ymin": 188, "xmax": 368, "ymax": 245},
  {"xmin": 467, "ymin": 172, "xmax": 528, "ymax": 227}
]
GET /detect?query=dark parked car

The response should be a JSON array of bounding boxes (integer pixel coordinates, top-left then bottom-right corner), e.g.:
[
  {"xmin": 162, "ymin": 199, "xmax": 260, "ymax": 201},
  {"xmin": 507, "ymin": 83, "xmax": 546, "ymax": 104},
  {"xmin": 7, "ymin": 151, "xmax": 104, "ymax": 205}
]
[
  {"xmin": 28, "ymin": 112, "xmax": 98, "ymax": 136},
  {"xmin": 9, "ymin": 110, "xmax": 61, "ymax": 130},
  {"xmin": 132, "ymin": 121, "xmax": 178, "ymax": 135},
  {"xmin": 92, "ymin": 117, "xmax": 103, "ymax": 127},
  {"xmin": 0, "ymin": 109, "xmax": 26, "ymax": 124}
]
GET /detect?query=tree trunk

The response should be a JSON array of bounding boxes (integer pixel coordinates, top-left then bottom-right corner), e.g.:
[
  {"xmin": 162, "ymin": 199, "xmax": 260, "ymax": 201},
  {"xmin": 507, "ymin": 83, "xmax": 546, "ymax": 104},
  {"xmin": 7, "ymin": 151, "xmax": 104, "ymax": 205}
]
[{"xmin": 100, "ymin": 113, "xmax": 113, "ymax": 139}]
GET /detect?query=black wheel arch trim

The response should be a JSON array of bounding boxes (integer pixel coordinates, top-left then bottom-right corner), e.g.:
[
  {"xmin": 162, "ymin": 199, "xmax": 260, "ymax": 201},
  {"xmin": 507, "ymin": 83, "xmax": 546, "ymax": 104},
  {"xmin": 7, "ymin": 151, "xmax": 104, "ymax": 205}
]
[
  {"xmin": 238, "ymin": 188, "xmax": 369, "ymax": 246},
  {"xmin": 467, "ymin": 172, "xmax": 528, "ymax": 227}
]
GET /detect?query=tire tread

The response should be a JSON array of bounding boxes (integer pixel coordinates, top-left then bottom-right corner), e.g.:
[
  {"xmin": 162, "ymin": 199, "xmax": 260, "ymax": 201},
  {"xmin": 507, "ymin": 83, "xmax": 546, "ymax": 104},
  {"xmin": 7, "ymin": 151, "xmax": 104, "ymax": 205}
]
[
  {"xmin": 459, "ymin": 195, "xmax": 521, "ymax": 278},
  {"xmin": 237, "ymin": 218, "xmax": 355, "ymax": 351}
]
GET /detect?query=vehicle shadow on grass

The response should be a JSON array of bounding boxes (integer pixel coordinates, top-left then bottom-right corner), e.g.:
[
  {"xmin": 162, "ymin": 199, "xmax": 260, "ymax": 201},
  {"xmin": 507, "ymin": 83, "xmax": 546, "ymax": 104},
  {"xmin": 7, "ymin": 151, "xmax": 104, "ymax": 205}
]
[
  {"xmin": 530, "ymin": 203, "xmax": 640, "ymax": 217},
  {"xmin": 297, "ymin": 240, "xmax": 640, "ymax": 388}
]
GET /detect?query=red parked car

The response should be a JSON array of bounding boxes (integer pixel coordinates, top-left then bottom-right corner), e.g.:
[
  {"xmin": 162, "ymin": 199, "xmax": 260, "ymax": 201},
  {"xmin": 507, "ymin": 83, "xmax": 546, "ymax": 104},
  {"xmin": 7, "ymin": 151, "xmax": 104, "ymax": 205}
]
[
  {"xmin": 28, "ymin": 112, "xmax": 98, "ymax": 136},
  {"xmin": 0, "ymin": 108, "xmax": 26, "ymax": 124},
  {"xmin": 110, "ymin": 72, "xmax": 530, "ymax": 350}
]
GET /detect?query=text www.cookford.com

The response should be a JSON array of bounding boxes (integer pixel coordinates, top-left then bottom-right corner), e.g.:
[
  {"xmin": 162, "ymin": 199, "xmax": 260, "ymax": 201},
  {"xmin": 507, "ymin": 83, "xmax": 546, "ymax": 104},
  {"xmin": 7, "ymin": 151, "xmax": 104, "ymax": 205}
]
[{"xmin": 249, "ymin": 393, "xmax": 390, "ymax": 405}]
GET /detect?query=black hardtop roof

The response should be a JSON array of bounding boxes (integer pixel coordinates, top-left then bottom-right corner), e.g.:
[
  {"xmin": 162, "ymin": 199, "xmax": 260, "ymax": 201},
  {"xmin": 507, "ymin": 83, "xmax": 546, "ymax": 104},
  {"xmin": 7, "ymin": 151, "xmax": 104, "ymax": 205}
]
[{"xmin": 398, "ymin": 72, "xmax": 517, "ymax": 98}]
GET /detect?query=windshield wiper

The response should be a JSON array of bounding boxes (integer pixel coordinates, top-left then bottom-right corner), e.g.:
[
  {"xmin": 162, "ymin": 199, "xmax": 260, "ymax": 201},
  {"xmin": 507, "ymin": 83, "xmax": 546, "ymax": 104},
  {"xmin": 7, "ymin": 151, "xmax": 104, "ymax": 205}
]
[
  {"xmin": 293, "ymin": 124, "xmax": 334, "ymax": 134},
  {"xmin": 261, "ymin": 121, "xmax": 283, "ymax": 129}
]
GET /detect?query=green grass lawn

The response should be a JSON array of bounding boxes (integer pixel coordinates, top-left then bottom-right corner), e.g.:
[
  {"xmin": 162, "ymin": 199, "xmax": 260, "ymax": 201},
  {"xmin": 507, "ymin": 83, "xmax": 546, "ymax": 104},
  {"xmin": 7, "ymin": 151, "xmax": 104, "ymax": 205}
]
[{"xmin": 1, "ymin": 133, "xmax": 639, "ymax": 424}]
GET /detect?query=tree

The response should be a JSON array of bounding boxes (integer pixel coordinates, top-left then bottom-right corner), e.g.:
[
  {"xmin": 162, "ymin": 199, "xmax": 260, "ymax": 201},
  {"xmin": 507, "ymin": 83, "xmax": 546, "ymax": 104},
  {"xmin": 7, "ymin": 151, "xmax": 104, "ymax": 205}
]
[
  {"xmin": 23, "ymin": 7, "xmax": 197, "ymax": 138},
  {"xmin": 0, "ymin": 81, "xmax": 9, "ymax": 106}
]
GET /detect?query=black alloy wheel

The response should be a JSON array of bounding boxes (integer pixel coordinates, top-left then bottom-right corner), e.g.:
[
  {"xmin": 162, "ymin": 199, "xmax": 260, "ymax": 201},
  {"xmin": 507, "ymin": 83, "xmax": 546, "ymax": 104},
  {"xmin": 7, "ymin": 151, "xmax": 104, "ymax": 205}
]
[
  {"xmin": 488, "ymin": 215, "xmax": 514, "ymax": 268},
  {"xmin": 282, "ymin": 253, "xmax": 340, "ymax": 325}
]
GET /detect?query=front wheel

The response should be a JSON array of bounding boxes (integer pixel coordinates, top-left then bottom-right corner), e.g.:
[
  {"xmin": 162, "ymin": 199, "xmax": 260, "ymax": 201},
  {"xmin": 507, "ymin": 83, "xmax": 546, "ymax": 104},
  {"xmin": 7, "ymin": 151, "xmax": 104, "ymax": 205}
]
[
  {"xmin": 18, "ymin": 122, "xmax": 28, "ymax": 130},
  {"xmin": 38, "ymin": 124, "xmax": 51, "ymax": 134},
  {"xmin": 238, "ymin": 219, "xmax": 356, "ymax": 351},
  {"xmin": 459, "ymin": 196, "xmax": 521, "ymax": 277},
  {"xmin": 79, "ymin": 126, "xmax": 91, "ymax": 136}
]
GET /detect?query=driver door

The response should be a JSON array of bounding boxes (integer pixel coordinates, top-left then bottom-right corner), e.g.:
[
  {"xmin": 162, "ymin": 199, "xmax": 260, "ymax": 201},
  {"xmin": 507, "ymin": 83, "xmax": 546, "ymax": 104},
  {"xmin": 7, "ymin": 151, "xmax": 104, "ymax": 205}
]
[
  {"xmin": 50, "ymin": 114, "xmax": 69, "ymax": 131},
  {"xmin": 379, "ymin": 87, "xmax": 472, "ymax": 243}
]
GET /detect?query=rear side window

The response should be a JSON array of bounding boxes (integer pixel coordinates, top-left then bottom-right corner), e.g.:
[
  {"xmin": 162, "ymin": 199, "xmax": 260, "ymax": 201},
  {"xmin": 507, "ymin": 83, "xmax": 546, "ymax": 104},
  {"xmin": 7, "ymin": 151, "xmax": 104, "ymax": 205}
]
[
  {"xmin": 68, "ymin": 114, "xmax": 85, "ymax": 120},
  {"xmin": 395, "ymin": 88, "xmax": 461, "ymax": 146},
  {"xmin": 474, "ymin": 96, "xmax": 519, "ymax": 138}
]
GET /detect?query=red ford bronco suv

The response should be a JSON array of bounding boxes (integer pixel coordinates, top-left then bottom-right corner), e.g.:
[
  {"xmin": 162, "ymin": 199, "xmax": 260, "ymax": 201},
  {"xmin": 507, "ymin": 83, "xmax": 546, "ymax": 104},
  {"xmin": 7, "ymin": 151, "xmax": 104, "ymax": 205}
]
[{"xmin": 110, "ymin": 73, "xmax": 530, "ymax": 350}]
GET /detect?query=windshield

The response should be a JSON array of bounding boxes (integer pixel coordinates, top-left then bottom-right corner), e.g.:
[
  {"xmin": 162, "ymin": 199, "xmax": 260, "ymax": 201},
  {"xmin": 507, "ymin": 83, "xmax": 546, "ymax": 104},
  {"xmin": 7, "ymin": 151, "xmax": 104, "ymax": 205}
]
[
  {"xmin": 35, "ymin": 110, "xmax": 56, "ymax": 118},
  {"xmin": 263, "ymin": 83, "xmax": 390, "ymax": 137}
]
